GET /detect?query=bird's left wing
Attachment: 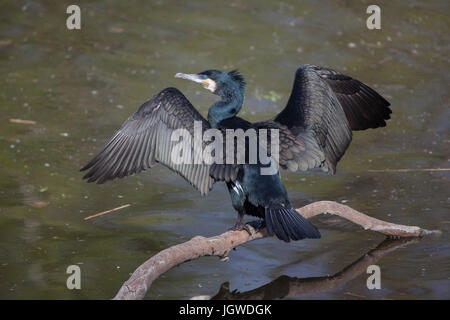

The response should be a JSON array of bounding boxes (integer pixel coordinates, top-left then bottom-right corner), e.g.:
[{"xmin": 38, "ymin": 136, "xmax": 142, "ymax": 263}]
[
  {"xmin": 312, "ymin": 65, "xmax": 391, "ymax": 131},
  {"xmin": 80, "ymin": 87, "xmax": 215, "ymax": 195},
  {"xmin": 256, "ymin": 64, "xmax": 391, "ymax": 174},
  {"xmin": 253, "ymin": 120, "xmax": 325, "ymax": 172}
]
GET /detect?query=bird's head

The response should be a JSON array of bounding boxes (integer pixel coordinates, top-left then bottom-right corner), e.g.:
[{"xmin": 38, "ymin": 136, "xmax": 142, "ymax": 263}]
[{"xmin": 175, "ymin": 69, "xmax": 246, "ymax": 99}]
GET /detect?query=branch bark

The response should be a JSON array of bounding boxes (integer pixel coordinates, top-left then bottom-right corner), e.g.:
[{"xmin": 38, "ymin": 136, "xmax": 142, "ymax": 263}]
[{"xmin": 113, "ymin": 200, "xmax": 439, "ymax": 300}]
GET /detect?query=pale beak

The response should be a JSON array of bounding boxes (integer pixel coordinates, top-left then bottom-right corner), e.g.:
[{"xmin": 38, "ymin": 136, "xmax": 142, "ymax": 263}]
[
  {"xmin": 174, "ymin": 73, "xmax": 203, "ymax": 84},
  {"xmin": 175, "ymin": 72, "xmax": 217, "ymax": 92}
]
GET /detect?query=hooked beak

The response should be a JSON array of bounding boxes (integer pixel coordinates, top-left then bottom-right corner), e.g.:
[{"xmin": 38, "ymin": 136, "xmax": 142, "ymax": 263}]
[
  {"xmin": 175, "ymin": 72, "xmax": 217, "ymax": 92},
  {"xmin": 174, "ymin": 73, "xmax": 203, "ymax": 83}
]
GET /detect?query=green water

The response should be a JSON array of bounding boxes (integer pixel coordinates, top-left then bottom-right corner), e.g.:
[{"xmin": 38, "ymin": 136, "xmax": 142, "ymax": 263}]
[{"xmin": 0, "ymin": 0, "xmax": 448, "ymax": 299}]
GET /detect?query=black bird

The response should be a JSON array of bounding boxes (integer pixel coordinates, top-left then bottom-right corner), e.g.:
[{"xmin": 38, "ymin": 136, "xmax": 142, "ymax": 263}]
[{"xmin": 81, "ymin": 65, "xmax": 391, "ymax": 242}]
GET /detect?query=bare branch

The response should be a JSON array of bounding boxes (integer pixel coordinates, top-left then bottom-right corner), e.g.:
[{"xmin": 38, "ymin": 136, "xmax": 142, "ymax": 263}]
[
  {"xmin": 295, "ymin": 201, "xmax": 438, "ymax": 237},
  {"xmin": 113, "ymin": 200, "xmax": 439, "ymax": 300}
]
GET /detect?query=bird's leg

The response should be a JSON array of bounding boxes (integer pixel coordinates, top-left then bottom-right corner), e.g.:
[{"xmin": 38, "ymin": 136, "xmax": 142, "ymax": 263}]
[{"xmin": 229, "ymin": 211, "xmax": 252, "ymax": 235}]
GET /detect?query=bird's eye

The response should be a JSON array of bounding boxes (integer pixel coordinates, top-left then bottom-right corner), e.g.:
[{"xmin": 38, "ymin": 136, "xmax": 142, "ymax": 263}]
[{"xmin": 202, "ymin": 75, "xmax": 208, "ymax": 80}]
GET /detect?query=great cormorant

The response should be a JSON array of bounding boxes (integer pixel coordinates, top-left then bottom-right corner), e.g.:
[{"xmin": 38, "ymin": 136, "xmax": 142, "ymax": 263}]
[{"xmin": 81, "ymin": 65, "xmax": 391, "ymax": 242}]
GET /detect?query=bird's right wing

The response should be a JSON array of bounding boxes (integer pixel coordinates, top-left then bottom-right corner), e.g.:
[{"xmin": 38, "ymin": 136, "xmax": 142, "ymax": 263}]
[{"xmin": 80, "ymin": 87, "xmax": 215, "ymax": 195}]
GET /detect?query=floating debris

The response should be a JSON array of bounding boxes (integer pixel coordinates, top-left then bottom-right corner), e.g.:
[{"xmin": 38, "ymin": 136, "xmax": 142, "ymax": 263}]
[
  {"xmin": 84, "ymin": 204, "xmax": 131, "ymax": 220},
  {"xmin": 9, "ymin": 118, "xmax": 36, "ymax": 125},
  {"xmin": 369, "ymin": 168, "xmax": 449, "ymax": 172},
  {"xmin": 262, "ymin": 91, "xmax": 281, "ymax": 102},
  {"xmin": 0, "ymin": 39, "xmax": 12, "ymax": 47},
  {"xmin": 110, "ymin": 26, "xmax": 124, "ymax": 33},
  {"xmin": 28, "ymin": 201, "xmax": 49, "ymax": 208}
]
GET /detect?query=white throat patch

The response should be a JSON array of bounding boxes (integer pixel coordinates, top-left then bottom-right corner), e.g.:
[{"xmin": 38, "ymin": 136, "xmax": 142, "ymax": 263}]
[{"xmin": 203, "ymin": 79, "xmax": 217, "ymax": 92}]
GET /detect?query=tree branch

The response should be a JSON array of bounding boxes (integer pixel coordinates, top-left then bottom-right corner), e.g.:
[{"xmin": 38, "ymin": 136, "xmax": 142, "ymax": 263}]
[{"xmin": 113, "ymin": 200, "xmax": 439, "ymax": 300}]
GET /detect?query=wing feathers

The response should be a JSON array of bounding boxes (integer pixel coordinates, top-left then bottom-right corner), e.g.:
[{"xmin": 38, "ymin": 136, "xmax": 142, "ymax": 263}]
[
  {"xmin": 314, "ymin": 65, "xmax": 392, "ymax": 131},
  {"xmin": 81, "ymin": 87, "xmax": 215, "ymax": 195},
  {"xmin": 268, "ymin": 64, "xmax": 390, "ymax": 174}
]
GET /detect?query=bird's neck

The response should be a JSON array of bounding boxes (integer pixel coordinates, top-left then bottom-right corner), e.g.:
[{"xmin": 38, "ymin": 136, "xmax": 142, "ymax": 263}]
[{"xmin": 208, "ymin": 89, "xmax": 244, "ymax": 128}]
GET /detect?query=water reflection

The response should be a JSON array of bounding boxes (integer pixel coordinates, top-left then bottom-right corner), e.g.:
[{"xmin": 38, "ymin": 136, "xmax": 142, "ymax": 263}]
[{"xmin": 211, "ymin": 238, "xmax": 421, "ymax": 300}]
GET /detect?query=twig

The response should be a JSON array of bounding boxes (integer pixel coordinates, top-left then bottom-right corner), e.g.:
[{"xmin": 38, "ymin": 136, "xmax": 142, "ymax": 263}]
[
  {"xmin": 113, "ymin": 200, "xmax": 439, "ymax": 300},
  {"xmin": 9, "ymin": 118, "xmax": 37, "ymax": 125},
  {"xmin": 368, "ymin": 168, "xmax": 449, "ymax": 172},
  {"xmin": 84, "ymin": 204, "xmax": 131, "ymax": 220}
]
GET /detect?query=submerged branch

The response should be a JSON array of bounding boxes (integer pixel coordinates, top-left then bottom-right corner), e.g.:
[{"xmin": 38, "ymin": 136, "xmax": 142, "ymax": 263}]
[{"xmin": 113, "ymin": 200, "xmax": 439, "ymax": 300}]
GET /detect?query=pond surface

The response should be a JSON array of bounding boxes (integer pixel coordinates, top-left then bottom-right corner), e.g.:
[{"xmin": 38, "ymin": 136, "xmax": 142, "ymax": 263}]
[{"xmin": 0, "ymin": 0, "xmax": 448, "ymax": 299}]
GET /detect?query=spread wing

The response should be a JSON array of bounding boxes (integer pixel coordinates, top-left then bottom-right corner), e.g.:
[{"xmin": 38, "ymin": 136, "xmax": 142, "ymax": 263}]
[
  {"xmin": 258, "ymin": 64, "xmax": 391, "ymax": 174},
  {"xmin": 80, "ymin": 87, "xmax": 215, "ymax": 195},
  {"xmin": 312, "ymin": 65, "xmax": 391, "ymax": 131}
]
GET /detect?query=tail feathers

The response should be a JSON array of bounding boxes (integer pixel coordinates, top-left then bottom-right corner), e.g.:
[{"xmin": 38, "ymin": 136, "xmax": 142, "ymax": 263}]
[{"xmin": 265, "ymin": 205, "xmax": 321, "ymax": 242}]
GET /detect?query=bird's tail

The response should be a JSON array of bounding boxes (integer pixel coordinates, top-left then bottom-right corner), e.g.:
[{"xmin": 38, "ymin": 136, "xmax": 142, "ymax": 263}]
[{"xmin": 265, "ymin": 205, "xmax": 321, "ymax": 242}]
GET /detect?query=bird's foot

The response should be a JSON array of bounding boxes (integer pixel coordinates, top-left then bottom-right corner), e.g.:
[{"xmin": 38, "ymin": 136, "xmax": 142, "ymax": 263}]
[
  {"xmin": 228, "ymin": 219, "xmax": 265, "ymax": 235},
  {"xmin": 246, "ymin": 219, "xmax": 266, "ymax": 233},
  {"xmin": 228, "ymin": 222, "xmax": 252, "ymax": 235}
]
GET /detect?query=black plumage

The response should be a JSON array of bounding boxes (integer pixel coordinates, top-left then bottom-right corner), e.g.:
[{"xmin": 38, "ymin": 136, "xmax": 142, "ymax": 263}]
[
  {"xmin": 81, "ymin": 65, "xmax": 391, "ymax": 242},
  {"xmin": 81, "ymin": 88, "xmax": 214, "ymax": 194}
]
